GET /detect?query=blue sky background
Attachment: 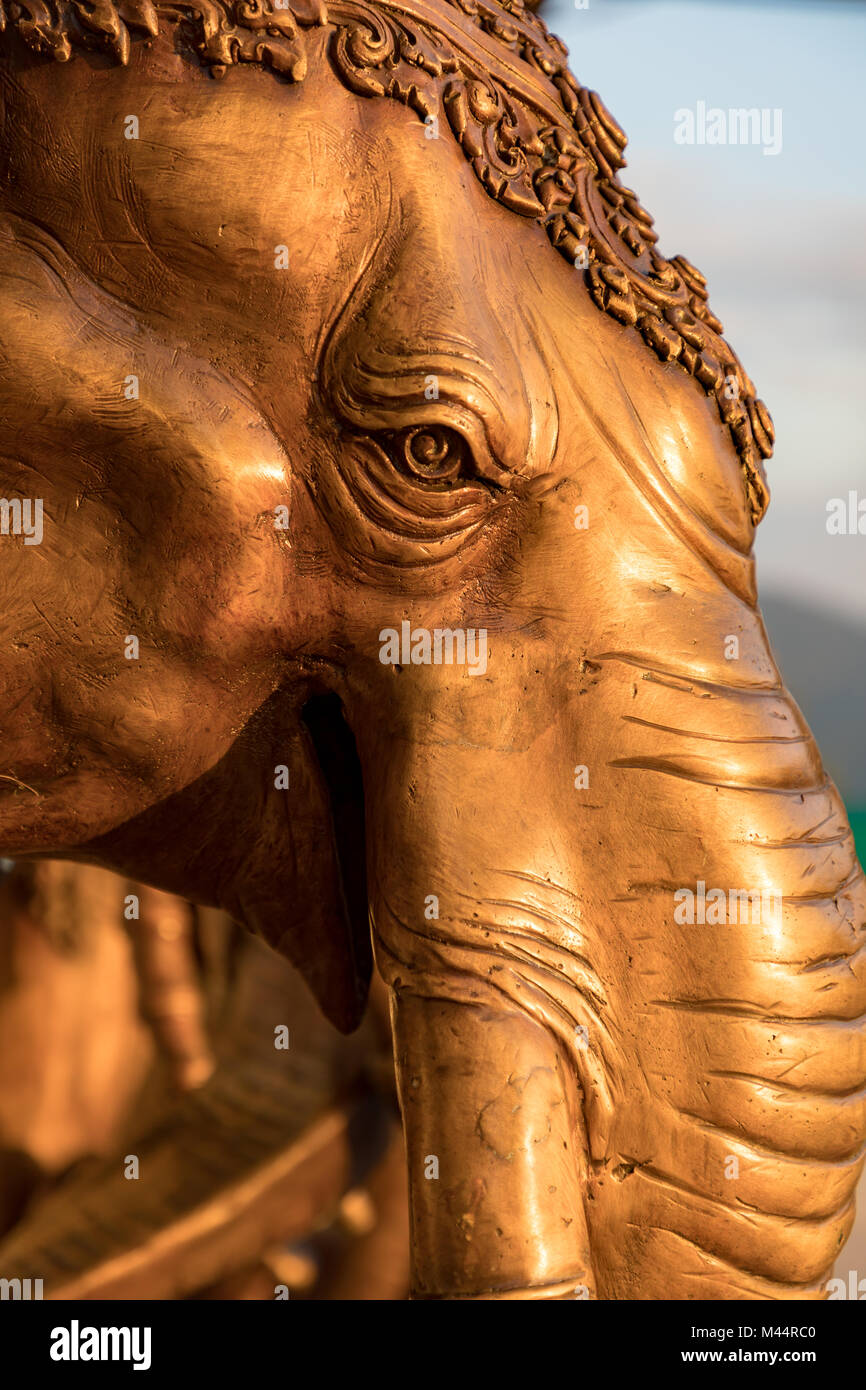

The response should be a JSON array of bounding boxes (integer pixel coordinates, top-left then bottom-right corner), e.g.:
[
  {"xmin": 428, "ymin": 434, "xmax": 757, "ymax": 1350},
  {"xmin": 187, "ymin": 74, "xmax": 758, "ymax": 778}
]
[{"xmin": 545, "ymin": 0, "xmax": 866, "ymax": 620}]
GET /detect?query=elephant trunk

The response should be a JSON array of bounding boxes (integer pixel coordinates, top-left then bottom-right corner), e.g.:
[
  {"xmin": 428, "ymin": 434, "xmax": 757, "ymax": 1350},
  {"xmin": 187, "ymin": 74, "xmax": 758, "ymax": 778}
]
[{"xmin": 350, "ymin": 605, "xmax": 866, "ymax": 1300}]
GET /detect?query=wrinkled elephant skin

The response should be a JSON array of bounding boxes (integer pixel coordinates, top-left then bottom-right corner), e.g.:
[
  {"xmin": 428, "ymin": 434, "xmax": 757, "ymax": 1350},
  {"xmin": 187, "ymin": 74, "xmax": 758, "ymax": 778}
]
[{"xmin": 0, "ymin": 0, "xmax": 863, "ymax": 1300}]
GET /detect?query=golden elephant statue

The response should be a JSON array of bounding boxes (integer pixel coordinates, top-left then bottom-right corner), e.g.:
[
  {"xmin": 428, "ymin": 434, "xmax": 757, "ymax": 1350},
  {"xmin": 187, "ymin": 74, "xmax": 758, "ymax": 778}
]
[{"xmin": 0, "ymin": 0, "xmax": 863, "ymax": 1299}]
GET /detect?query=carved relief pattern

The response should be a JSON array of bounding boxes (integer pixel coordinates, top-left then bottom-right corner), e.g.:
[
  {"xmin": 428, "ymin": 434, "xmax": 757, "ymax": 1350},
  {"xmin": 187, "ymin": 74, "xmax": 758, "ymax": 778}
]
[{"xmin": 0, "ymin": 0, "xmax": 774, "ymax": 520}]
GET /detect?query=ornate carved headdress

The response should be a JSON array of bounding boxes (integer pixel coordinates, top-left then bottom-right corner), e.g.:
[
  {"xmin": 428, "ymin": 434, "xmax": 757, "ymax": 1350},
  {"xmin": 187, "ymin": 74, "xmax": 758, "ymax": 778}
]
[{"xmin": 0, "ymin": 0, "xmax": 774, "ymax": 520}]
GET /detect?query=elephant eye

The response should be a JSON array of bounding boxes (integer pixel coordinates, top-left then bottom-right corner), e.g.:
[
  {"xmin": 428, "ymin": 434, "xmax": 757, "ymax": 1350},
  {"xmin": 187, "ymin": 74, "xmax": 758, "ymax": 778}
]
[{"xmin": 380, "ymin": 424, "xmax": 472, "ymax": 485}]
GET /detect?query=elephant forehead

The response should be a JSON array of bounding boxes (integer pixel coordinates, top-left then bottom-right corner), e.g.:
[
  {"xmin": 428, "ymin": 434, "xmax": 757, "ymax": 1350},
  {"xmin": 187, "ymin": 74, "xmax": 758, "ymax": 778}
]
[
  {"xmin": 0, "ymin": 42, "xmax": 392, "ymax": 357},
  {"xmin": 2, "ymin": 40, "xmax": 548, "ymax": 415}
]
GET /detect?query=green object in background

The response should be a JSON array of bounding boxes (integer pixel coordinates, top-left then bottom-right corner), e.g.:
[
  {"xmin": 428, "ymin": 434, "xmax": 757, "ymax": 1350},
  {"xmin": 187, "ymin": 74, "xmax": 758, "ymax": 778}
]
[{"xmin": 849, "ymin": 810, "xmax": 866, "ymax": 867}]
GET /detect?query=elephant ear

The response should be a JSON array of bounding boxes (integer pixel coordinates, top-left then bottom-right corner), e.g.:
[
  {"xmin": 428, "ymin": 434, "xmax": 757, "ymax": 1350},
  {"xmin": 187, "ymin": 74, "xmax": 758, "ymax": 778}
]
[{"xmin": 80, "ymin": 690, "xmax": 372, "ymax": 1033}]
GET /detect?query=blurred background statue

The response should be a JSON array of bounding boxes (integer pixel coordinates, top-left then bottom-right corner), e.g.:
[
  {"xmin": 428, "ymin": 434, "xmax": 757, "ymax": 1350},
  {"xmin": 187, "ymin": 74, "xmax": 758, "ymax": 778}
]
[{"xmin": 0, "ymin": 861, "xmax": 409, "ymax": 1299}]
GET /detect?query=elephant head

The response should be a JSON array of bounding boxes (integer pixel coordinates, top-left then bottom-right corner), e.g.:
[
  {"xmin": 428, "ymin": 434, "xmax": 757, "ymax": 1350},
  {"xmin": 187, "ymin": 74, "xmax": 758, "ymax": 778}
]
[{"xmin": 0, "ymin": 0, "xmax": 863, "ymax": 1300}]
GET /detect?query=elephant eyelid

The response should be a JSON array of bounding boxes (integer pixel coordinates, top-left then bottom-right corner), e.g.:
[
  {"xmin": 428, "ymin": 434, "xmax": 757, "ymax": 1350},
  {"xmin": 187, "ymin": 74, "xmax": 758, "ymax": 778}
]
[
  {"xmin": 315, "ymin": 406, "xmax": 505, "ymax": 559},
  {"xmin": 371, "ymin": 420, "xmax": 510, "ymax": 491},
  {"xmin": 363, "ymin": 402, "xmax": 515, "ymax": 492},
  {"xmin": 323, "ymin": 348, "xmax": 519, "ymax": 485}
]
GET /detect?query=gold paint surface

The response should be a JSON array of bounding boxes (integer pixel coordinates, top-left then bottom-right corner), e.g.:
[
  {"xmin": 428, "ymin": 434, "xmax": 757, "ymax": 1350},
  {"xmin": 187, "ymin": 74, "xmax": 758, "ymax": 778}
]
[{"xmin": 0, "ymin": 0, "xmax": 862, "ymax": 1300}]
